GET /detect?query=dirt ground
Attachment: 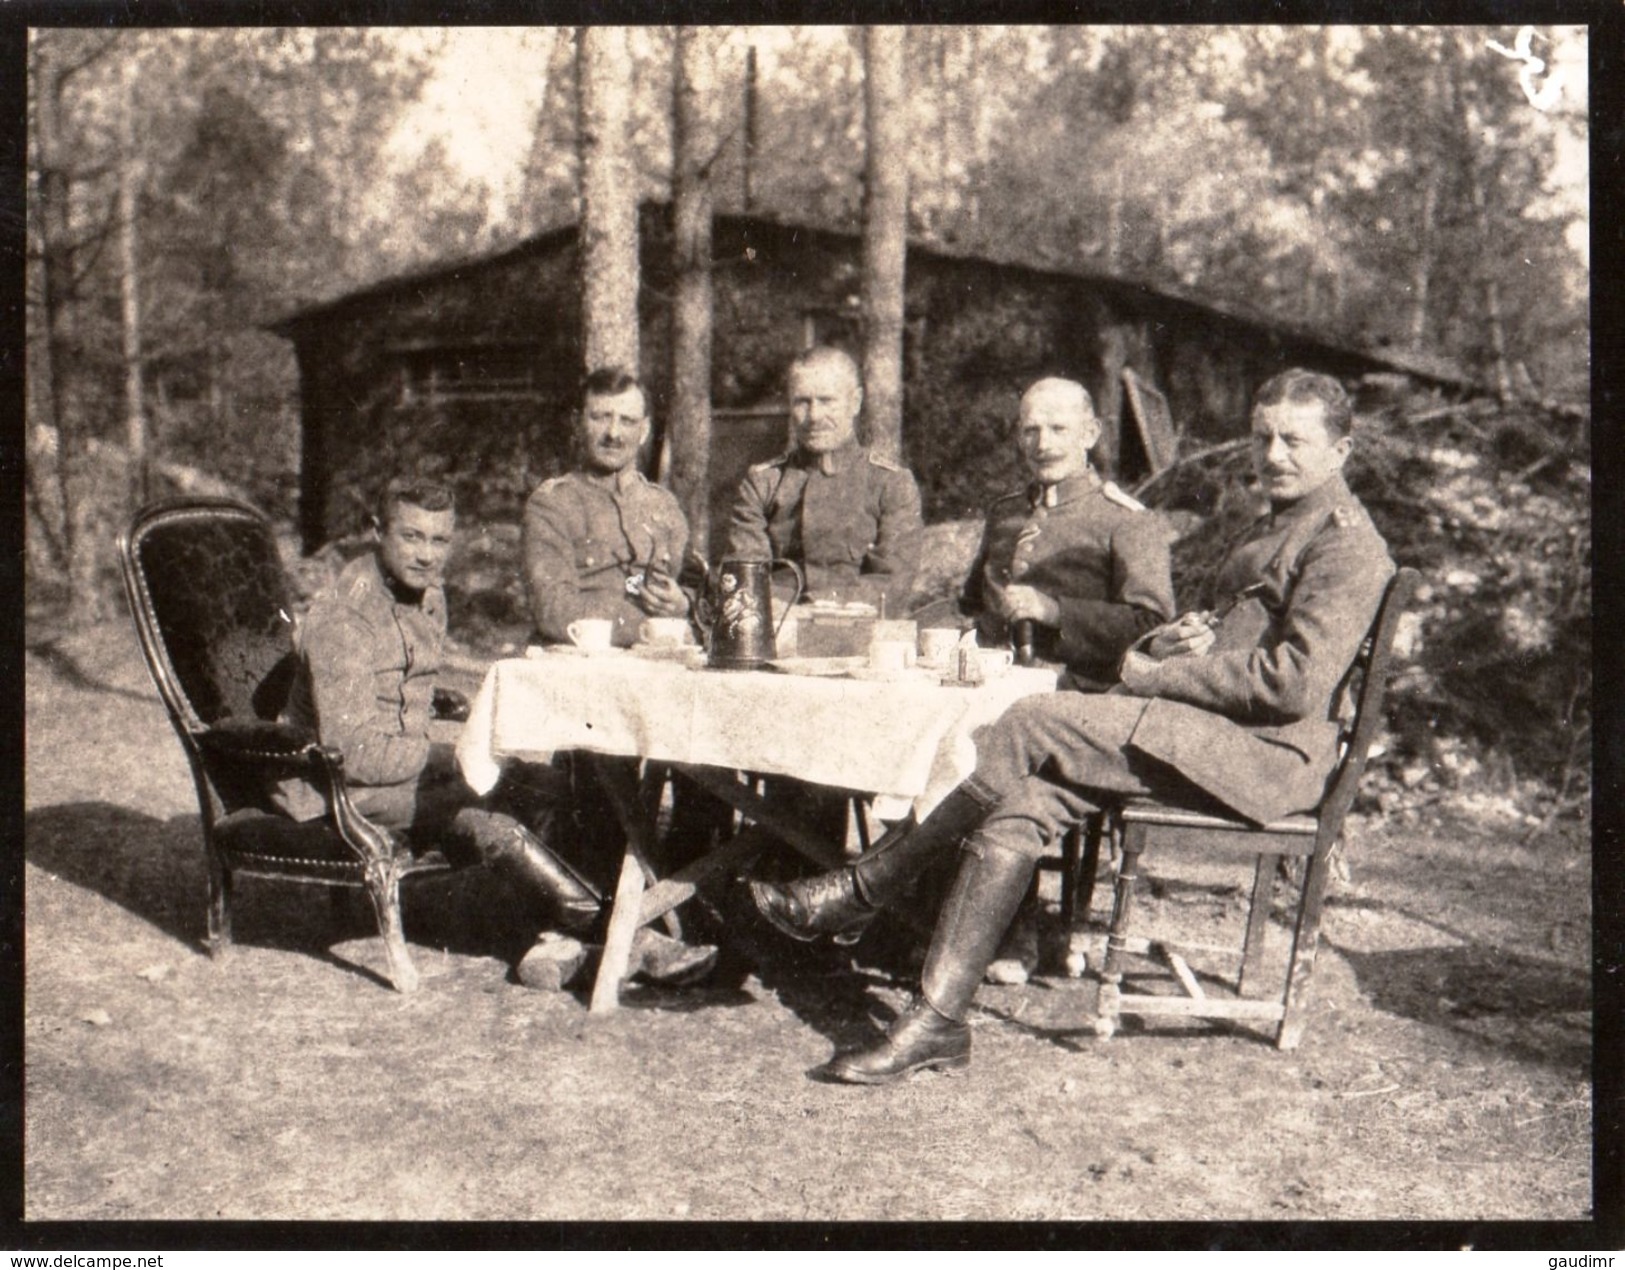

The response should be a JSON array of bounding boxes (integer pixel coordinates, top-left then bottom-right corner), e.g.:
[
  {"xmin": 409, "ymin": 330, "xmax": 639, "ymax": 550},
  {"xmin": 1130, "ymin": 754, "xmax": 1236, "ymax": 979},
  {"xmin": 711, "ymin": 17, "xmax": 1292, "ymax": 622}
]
[{"xmin": 21, "ymin": 620, "xmax": 1594, "ymax": 1225}]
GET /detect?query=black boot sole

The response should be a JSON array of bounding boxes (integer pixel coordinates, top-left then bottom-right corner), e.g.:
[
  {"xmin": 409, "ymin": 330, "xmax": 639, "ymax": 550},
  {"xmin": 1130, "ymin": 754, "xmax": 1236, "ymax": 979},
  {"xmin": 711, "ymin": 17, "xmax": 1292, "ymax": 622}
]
[{"xmin": 821, "ymin": 1050, "xmax": 970, "ymax": 1085}]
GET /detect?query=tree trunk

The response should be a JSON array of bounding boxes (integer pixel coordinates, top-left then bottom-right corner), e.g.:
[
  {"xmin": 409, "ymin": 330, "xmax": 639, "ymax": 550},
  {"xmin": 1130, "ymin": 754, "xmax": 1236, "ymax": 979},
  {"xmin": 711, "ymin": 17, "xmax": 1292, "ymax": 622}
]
[
  {"xmin": 669, "ymin": 27, "xmax": 720, "ymax": 559},
  {"xmin": 1407, "ymin": 173, "xmax": 1437, "ymax": 350},
  {"xmin": 32, "ymin": 37, "xmax": 110, "ymax": 626},
  {"xmin": 577, "ymin": 26, "xmax": 641, "ymax": 375},
  {"xmin": 119, "ymin": 50, "xmax": 148, "ymax": 508},
  {"xmin": 859, "ymin": 26, "xmax": 909, "ymax": 462}
]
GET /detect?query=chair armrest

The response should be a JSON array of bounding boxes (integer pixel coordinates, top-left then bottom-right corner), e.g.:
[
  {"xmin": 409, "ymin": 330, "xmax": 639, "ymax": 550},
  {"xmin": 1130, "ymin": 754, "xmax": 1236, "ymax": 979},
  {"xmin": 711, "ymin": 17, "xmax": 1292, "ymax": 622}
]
[
  {"xmin": 197, "ymin": 719, "xmax": 322, "ymax": 767},
  {"xmin": 194, "ymin": 724, "xmax": 402, "ymax": 871}
]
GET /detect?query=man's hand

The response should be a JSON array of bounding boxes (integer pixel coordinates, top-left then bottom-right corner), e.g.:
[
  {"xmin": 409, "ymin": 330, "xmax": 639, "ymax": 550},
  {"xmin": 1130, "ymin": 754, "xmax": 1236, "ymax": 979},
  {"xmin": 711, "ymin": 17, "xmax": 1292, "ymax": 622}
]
[
  {"xmin": 1142, "ymin": 612, "xmax": 1216, "ymax": 661},
  {"xmin": 638, "ymin": 568, "xmax": 691, "ymax": 618},
  {"xmin": 990, "ymin": 580, "xmax": 1061, "ymax": 628}
]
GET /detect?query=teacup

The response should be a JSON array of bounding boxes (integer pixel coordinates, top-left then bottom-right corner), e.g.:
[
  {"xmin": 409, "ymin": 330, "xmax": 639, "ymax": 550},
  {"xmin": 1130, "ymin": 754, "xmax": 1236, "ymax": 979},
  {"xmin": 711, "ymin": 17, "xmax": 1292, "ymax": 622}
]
[
  {"xmin": 869, "ymin": 639, "xmax": 915, "ymax": 673},
  {"xmin": 638, "ymin": 617, "xmax": 693, "ymax": 647},
  {"xmin": 566, "ymin": 618, "xmax": 615, "ymax": 652},
  {"xmin": 918, "ymin": 627, "xmax": 962, "ymax": 666}
]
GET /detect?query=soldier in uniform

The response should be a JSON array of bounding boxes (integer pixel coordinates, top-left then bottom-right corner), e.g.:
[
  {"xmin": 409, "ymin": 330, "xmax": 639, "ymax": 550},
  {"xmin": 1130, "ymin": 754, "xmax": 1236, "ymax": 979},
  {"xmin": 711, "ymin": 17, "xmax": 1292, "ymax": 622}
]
[
  {"xmin": 960, "ymin": 376, "xmax": 1175, "ymax": 690},
  {"xmin": 520, "ymin": 369, "xmax": 719, "ymax": 982},
  {"xmin": 275, "ymin": 478, "xmax": 603, "ymax": 941},
  {"xmin": 754, "ymin": 369, "xmax": 1396, "ymax": 1082},
  {"xmin": 725, "ymin": 346, "xmax": 926, "ymax": 851},
  {"xmin": 523, "ymin": 368, "xmax": 694, "ymax": 648},
  {"xmin": 727, "ymin": 346, "xmax": 923, "ymax": 611},
  {"xmin": 949, "ymin": 376, "xmax": 1175, "ymax": 980}
]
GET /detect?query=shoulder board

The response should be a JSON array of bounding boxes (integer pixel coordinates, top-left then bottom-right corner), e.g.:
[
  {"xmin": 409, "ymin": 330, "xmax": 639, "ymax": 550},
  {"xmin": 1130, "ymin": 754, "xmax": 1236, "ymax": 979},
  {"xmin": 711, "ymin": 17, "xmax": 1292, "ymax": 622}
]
[
  {"xmin": 865, "ymin": 451, "xmax": 904, "ymax": 472},
  {"xmin": 990, "ymin": 489, "xmax": 1028, "ymax": 508},
  {"xmin": 748, "ymin": 452, "xmax": 792, "ymax": 473},
  {"xmin": 536, "ymin": 474, "xmax": 572, "ymax": 494},
  {"xmin": 1101, "ymin": 481, "xmax": 1148, "ymax": 513},
  {"xmin": 1330, "ymin": 505, "xmax": 1358, "ymax": 529}
]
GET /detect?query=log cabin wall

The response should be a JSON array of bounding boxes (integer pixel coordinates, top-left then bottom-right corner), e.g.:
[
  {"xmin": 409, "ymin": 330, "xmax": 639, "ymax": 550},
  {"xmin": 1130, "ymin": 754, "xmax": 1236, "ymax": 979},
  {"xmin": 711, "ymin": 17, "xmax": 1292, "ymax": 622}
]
[{"xmin": 276, "ymin": 208, "xmax": 1455, "ymax": 549}]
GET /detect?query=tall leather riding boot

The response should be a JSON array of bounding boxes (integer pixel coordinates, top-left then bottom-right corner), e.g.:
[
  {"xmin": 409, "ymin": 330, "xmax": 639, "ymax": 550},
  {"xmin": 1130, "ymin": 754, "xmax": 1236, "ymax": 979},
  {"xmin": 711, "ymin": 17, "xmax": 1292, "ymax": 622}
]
[
  {"xmin": 748, "ymin": 784, "xmax": 995, "ymax": 942},
  {"xmin": 824, "ymin": 837, "xmax": 1037, "ymax": 1085},
  {"xmin": 457, "ymin": 808, "xmax": 604, "ymax": 935}
]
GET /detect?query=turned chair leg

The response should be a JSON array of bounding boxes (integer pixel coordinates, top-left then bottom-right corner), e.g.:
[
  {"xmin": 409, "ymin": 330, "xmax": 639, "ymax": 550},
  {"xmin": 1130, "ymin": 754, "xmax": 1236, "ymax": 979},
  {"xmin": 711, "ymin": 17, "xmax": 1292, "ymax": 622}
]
[
  {"xmin": 362, "ymin": 857, "xmax": 419, "ymax": 994},
  {"xmin": 206, "ymin": 850, "xmax": 233, "ymax": 958},
  {"xmin": 1095, "ymin": 819, "xmax": 1145, "ymax": 1038}
]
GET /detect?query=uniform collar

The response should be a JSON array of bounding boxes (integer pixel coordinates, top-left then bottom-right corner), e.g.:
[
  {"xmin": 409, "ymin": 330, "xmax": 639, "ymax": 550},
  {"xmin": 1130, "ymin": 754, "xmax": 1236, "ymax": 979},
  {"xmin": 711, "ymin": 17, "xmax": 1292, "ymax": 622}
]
[
  {"xmin": 362, "ymin": 549, "xmax": 432, "ymax": 610},
  {"xmin": 797, "ymin": 438, "xmax": 863, "ymax": 476},
  {"xmin": 578, "ymin": 464, "xmax": 644, "ymax": 495},
  {"xmin": 1269, "ymin": 472, "xmax": 1350, "ymax": 524},
  {"xmin": 1029, "ymin": 467, "xmax": 1100, "ymax": 510}
]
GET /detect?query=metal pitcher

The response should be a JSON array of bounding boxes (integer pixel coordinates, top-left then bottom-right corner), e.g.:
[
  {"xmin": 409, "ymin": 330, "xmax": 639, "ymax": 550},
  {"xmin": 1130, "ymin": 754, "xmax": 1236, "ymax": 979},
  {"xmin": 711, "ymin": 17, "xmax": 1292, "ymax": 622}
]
[{"xmin": 702, "ymin": 557, "xmax": 804, "ymax": 670}]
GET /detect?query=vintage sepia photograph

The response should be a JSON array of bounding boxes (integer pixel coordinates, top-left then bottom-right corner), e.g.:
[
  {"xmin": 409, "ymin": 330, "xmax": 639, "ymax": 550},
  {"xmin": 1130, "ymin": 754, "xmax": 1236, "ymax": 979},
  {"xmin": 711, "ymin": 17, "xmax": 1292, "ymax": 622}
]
[{"xmin": 21, "ymin": 20, "xmax": 1594, "ymax": 1230}]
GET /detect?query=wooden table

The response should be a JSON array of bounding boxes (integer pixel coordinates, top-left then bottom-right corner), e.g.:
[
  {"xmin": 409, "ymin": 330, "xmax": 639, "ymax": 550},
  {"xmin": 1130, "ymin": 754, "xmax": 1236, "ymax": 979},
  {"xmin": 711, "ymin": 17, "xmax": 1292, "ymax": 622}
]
[{"xmin": 456, "ymin": 650, "xmax": 1058, "ymax": 1010}]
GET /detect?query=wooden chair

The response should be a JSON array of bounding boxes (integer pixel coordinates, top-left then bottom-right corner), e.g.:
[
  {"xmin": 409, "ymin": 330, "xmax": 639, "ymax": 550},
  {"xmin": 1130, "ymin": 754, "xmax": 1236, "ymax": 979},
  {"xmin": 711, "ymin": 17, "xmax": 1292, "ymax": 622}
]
[
  {"xmin": 1094, "ymin": 567, "xmax": 1419, "ymax": 1050},
  {"xmin": 119, "ymin": 497, "xmax": 456, "ymax": 993}
]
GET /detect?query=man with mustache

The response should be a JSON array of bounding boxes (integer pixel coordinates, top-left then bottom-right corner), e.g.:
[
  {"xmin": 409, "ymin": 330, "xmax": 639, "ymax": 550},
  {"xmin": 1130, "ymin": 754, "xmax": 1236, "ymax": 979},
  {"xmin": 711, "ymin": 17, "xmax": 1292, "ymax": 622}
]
[
  {"xmin": 523, "ymin": 368, "xmax": 693, "ymax": 648},
  {"xmin": 919, "ymin": 375, "xmax": 1176, "ymax": 980},
  {"xmin": 960, "ymin": 376, "xmax": 1174, "ymax": 692},
  {"xmin": 521, "ymin": 368, "xmax": 718, "ymax": 985}
]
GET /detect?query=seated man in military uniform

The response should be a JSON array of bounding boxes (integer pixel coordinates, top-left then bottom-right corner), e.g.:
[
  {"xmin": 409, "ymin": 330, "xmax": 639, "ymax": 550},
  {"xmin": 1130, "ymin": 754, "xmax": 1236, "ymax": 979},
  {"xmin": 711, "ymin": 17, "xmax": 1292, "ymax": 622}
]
[
  {"xmin": 941, "ymin": 376, "xmax": 1177, "ymax": 979},
  {"xmin": 756, "ymin": 369, "xmax": 1396, "ymax": 1084},
  {"xmin": 960, "ymin": 377, "xmax": 1174, "ymax": 690},
  {"xmin": 727, "ymin": 345, "xmax": 924, "ymax": 612},
  {"xmin": 275, "ymin": 478, "xmax": 602, "ymax": 950},
  {"xmin": 523, "ymin": 367, "xmax": 694, "ymax": 648},
  {"xmin": 724, "ymin": 346, "xmax": 926, "ymax": 854},
  {"xmin": 522, "ymin": 368, "xmax": 718, "ymax": 983}
]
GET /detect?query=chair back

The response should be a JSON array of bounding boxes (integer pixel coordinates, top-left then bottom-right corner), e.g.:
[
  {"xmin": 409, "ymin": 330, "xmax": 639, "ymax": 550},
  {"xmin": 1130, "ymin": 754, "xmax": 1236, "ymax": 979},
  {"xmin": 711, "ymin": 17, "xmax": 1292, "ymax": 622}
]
[
  {"xmin": 1315, "ymin": 566, "xmax": 1420, "ymax": 832},
  {"xmin": 119, "ymin": 499, "xmax": 301, "ymax": 739}
]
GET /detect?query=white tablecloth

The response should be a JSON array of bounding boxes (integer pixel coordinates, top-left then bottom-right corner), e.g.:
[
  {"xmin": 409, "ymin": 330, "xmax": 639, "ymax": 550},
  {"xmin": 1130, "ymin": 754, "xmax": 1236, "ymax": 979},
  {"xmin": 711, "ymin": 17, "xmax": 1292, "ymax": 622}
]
[{"xmin": 456, "ymin": 654, "xmax": 1057, "ymax": 821}]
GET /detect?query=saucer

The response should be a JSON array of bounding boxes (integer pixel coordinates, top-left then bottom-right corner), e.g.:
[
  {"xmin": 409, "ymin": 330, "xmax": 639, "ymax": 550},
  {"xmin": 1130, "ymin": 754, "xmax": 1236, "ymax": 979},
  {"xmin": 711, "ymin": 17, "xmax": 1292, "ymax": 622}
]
[
  {"xmin": 629, "ymin": 644, "xmax": 705, "ymax": 665},
  {"xmin": 527, "ymin": 644, "xmax": 627, "ymax": 658},
  {"xmin": 845, "ymin": 666, "xmax": 938, "ymax": 684}
]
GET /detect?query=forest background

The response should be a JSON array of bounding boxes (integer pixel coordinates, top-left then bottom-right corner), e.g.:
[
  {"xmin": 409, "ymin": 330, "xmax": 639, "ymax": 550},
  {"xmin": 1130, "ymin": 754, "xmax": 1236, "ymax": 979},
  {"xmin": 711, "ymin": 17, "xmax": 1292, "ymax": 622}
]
[{"xmin": 24, "ymin": 24, "xmax": 1593, "ymax": 832}]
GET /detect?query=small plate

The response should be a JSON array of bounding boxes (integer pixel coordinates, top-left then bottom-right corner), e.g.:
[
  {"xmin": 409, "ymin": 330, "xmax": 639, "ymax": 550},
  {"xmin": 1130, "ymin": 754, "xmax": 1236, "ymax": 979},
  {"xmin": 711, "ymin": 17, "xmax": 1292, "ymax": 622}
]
[
  {"xmin": 844, "ymin": 666, "xmax": 939, "ymax": 684},
  {"xmin": 628, "ymin": 644, "xmax": 705, "ymax": 665},
  {"xmin": 766, "ymin": 656, "xmax": 868, "ymax": 677},
  {"xmin": 526, "ymin": 643, "xmax": 628, "ymax": 658}
]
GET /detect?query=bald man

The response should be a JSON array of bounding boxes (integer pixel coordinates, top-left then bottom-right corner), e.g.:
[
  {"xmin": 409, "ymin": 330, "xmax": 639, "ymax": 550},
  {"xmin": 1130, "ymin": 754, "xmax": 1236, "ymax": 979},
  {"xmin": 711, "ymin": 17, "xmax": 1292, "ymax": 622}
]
[
  {"xmin": 727, "ymin": 346, "xmax": 923, "ymax": 611},
  {"xmin": 960, "ymin": 377, "xmax": 1175, "ymax": 690}
]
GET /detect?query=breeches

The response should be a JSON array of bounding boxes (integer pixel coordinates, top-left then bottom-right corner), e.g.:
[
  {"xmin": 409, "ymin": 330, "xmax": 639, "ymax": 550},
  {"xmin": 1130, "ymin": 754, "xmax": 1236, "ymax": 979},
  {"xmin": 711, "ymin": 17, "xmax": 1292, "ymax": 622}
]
[
  {"xmin": 962, "ymin": 694, "xmax": 1197, "ymax": 863},
  {"xmin": 350, "ymin": 742, "xmax": 565, "ymax": 870}
]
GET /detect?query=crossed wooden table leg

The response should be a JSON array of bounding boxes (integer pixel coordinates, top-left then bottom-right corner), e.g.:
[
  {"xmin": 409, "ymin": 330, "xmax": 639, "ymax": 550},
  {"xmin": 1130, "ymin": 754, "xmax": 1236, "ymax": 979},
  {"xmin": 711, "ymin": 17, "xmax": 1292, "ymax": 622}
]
[{"xmin": 584, "ymin": 756, "xmax": 850, "ymax": 1013}]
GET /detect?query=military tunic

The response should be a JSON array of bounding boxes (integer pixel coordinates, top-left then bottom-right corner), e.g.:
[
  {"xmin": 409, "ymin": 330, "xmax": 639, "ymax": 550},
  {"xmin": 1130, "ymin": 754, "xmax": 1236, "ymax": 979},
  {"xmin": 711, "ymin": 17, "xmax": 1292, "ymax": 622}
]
[
  {"xmin": 273, "ymin": 551, "xmax": 458, "ymax": 825},
  {"xmin": 523, "ymin": 467, "xmax": 691, "ymax": 648},
  {"xmin": 961, "ymin": 471, "xmax": 1175, "ymax": 689},
  {"xmin": 727, "ymin": 440, "xmax": 923, "ymax": 609},
  {"xmin": 963, "ymin": 473, "xmax": 1395, "ymax": 838},
  {"xmin": 272, "ymin": 550, "xmax": 570, "ymax": 878}
]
